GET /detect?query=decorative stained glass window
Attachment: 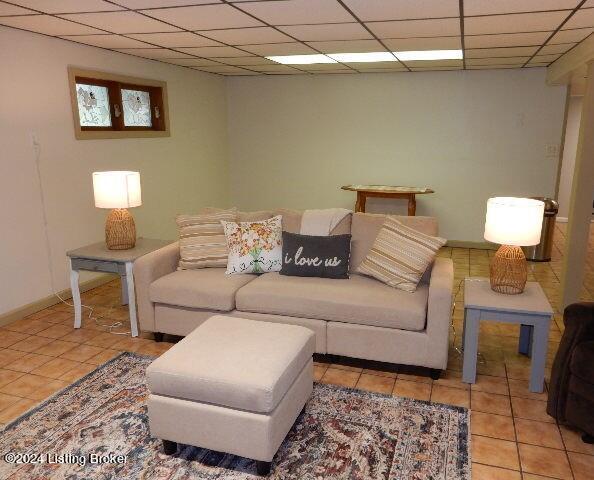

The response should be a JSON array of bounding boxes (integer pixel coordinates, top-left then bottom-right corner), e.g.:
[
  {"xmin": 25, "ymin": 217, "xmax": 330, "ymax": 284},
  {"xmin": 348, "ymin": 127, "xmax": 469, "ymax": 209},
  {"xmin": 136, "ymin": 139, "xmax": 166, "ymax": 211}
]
[
  {"xmin": 76, "ymin": 83, "xmax": 111, "ymax": 127},
  {"xmin": 122, "ymin": 89, "xmax": 152, "ymax": 127}
]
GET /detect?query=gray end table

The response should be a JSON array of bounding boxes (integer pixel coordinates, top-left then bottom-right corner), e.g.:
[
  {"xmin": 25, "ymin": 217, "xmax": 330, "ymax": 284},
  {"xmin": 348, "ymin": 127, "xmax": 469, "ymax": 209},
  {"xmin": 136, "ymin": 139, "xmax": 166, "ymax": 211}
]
[
  {"xmin": 462, "ymin": 277, "xmax": 553, "ymax": 393},
  {"xmin": 67, "ymin": 238, "xmax": 170, "ymax": 337}
]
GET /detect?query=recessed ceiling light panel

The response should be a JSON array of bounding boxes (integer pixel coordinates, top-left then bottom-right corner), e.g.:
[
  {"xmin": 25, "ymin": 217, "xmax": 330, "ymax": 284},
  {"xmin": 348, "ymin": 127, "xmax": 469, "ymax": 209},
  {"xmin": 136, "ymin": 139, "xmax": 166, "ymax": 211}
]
[
  {"xmin": 266, "ymin": 54, "xmax": 336, "ymax": 64},
  {"xmin": 394, "ymin": 50, "xmax": 463, "ymax": 61},
  {"xmin": 328, "ymin": 52, "xmax": 397, "ymax": 63}
]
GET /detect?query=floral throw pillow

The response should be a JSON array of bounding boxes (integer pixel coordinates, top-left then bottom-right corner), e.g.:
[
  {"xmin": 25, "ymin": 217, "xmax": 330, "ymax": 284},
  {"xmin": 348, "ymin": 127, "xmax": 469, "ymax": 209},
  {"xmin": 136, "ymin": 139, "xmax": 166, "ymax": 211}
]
[{"xmin": 221, "ymin": 215, "xmax": 283, "ymax": 274}]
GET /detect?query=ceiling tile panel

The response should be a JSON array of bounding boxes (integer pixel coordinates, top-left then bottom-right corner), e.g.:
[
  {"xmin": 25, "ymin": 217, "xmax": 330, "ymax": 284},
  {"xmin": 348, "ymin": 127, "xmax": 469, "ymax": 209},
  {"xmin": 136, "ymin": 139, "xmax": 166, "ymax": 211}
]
[
  {"xmin": 201, "ymin": 26, "xmax": 292, "ymax": 45},
  {"xmin": 306, "ymin": 39, "xmax": 384, "ymax": 53},
  {"xmin": 367, "ymin": 18, "xmax": 461, "ymax": 38},
  {"xmin": 162, "ymin": 57, "xmax": 220, "ymax": 65},
  {"xmin": 464, "ymin": 0, "xmax": 579, "ymax": 16},
  {"xmin": 59, "ymin": 11, "xmax": 181, "ymax": 33},
  {"xmin": 116, "ymin": 47, "xmax": 193, "ymax": 58},
  {"xmin": 549, "ymin": 27, "xmax": 593, "ymax": 43},
  {"xmin": 237, "ymin": 0, "xmax": 354, "ymax": 26},
  {"xmin": 60, "ymin": 34, "xmax": 152, "ymax": 48},
  {"xmin": 112, "ymin": 0, "xmax": 221, "ymax": 8},
  {"xmin": 467, "ymin": 65, "xmax": 521, "ymax": 69},
  {"xmin": 278, "ymin": 22, "xmax": 371, "ymax": 41},
  {"xmin": 198, "ymin": 65, "xmax": 256, "ymax": 74},
  {"xmin": 144, "ymin": 4, "xmax": 262, "ymax": 30},
  {"xmin": 10, "ymin": 0, "xmax": 124, "ymax": 13},
  {"xmin": 0, "ymin": 2, "xmax": 35, "ymax": 15},
  {"xmin": 220, "ymin": 56, "xmax": 277, "ymax": 65},
  {"xmin": 532, "ymin": 53, "xmax": 562, "ymax": 62},
  {"xmin": 465, "ymin": 46, "xmax": 539, "ymax": 58},
  {"xmin": 464, "ymin": 31, "xmax": 551, "ymax": 48},
  {"xmin": 538, "ymin": 42, "xmax": 575, "ymax": 54},
  {"xmin": 241, "ymin": 42, "xmax": 316, "ymax": 55},
  {"xmin": 464, "ymin": 11, "xmax": 569, "ymax": 34},
  {"xmin": 0, "ymin": 15, "xmax": 105, "ymax": 35},
  {"xmin": 306, "ymin": 69, "xmax": 356, "ymax": 73},
  {"xmin": 176, "ymin": 45, "xmax": 251, "ymax": 57},
  {"xmin": 383, "ymin": 36, "xmax": 461, "ymax": 50},
  {"xmin": 342, "ymin": 0, "xmax": 459, "ymax": 21},
  {"xmin": 354, "ymin": 66, "xmax": 407, "ymax": 71},
  {"xmin": 466, "ymin": 56, "xmax": 530, "ymax": 65},
  {"xmin": 562, "ymin": 7, "xmax": 594, "ymax": 29},
  {"xmin": 127, "ymin": 32, "xmax": 221, "ymax": 47}
]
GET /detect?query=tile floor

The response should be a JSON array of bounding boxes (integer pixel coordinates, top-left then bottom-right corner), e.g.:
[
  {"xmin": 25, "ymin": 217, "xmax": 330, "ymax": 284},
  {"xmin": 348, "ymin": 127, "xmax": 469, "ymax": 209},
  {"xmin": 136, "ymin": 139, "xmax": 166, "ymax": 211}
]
[{"xmin": 0, "ymin": 223, "xmax": 593, "ymax": 479}]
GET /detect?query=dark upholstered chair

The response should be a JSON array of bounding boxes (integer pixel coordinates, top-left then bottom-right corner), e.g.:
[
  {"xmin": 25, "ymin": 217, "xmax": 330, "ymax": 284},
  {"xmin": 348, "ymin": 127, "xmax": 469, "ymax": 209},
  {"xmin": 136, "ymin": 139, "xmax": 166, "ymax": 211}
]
[{"xmin": 547, "ymin": 302, "xmax": 594, "ymax": 443}]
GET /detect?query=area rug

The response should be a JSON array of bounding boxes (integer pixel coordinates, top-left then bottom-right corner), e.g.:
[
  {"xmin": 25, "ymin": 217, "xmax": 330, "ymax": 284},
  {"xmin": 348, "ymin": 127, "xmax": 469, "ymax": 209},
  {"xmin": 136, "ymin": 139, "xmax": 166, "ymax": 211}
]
[{"xmin": 0, "ymin": 353, "xmax": 470, "ymax": 479}]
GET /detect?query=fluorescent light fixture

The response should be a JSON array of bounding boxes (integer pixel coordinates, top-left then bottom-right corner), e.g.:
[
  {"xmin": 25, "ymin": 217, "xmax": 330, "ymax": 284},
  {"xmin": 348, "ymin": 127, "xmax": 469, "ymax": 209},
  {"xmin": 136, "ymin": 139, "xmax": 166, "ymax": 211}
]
[
  {"xmin": 394, "ymin": 50, "xmax": 463, "ymax": 61},
  {"xmin": 328, "ymin": 52, "xmax": 397, "ymax": 63},
  {"xmin": 266, "ymin": 54, "xmax": 337, "ymax": 65}
]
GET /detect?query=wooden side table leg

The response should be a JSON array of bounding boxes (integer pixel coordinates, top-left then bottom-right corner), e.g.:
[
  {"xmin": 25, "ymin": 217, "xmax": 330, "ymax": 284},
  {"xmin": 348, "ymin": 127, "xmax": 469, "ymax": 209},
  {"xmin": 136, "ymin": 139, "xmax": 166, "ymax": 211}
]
[
  {"xmin": 121, "ymin": 274, "xmax": 129, "ymax": 306},
  {"xmin": 462, "ymin": 309, "xmax": 480, "ymax": 384},
  {"xmin": 408, "ymin": 194, "xmax": 416, "ymax": 216},
  {"xmin": 355, "ymin": 192, "xmax": 367, "ymax": 212},
  {"xmin": 69, "ymin": 259, "xmax": 82, "ymax": 329},
  {"xmin": 529, "ymin": 317, "xmax": 550, "ymax": 393}
]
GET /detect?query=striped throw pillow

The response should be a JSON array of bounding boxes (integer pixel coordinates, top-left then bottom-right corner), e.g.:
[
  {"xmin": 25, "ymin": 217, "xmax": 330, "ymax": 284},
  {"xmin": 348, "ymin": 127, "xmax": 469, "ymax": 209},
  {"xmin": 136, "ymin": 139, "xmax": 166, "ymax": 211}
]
[
  {"xmin": 176, "ymin": 209, "xmax": 237, "ymax": 269},
  {"xmin": 357, "ymin": 216, "xmax": 446, "ymax": 292}
]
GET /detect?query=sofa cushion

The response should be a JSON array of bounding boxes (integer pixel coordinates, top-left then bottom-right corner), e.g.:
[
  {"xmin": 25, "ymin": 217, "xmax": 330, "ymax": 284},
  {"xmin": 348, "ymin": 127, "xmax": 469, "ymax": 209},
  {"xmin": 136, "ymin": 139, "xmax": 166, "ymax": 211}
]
[
  {"xmin": 146, "ymin": 315, "xmax": 315, "ymax": 413},
  {"xmin": 274, "ymin": 208, "xmax": 352, "ymax": 235},
  {"xmin": 350, "ymin": 213, "xmax": 438, "ymax": 272},
  {"xmin": 150, "ymin": 268, "xmax": 255, "ymax": 311},
  {"xmin": 236, "ymin": 272, "xmax": 428, "ymax": 331}
]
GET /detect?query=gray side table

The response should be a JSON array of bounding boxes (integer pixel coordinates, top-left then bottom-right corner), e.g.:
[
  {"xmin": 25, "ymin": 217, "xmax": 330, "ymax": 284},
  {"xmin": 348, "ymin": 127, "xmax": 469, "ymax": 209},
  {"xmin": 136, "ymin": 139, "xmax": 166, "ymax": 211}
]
[
  {"xmin": 67, "ymin": 238, "xmax": 170, "ymax": 337},
  {"xmin": 462, "ymin": 277, "xmax": 553, "ymax": 393}
]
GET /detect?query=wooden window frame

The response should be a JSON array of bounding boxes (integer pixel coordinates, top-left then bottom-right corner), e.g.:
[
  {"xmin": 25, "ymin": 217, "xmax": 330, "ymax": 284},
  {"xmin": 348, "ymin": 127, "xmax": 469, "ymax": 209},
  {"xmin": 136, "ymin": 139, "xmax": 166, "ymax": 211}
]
[{"xmin": 68, "ymin": 66, "xmax": 170, "ymax": 140}]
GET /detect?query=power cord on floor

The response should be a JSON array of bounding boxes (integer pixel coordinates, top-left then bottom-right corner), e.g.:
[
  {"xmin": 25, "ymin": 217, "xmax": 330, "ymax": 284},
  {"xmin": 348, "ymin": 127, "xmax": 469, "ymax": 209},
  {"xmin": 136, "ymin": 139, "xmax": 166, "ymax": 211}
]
[
  {"xmin": 450, "ymin": 278, "xmax": 485, "ymax": 364},
  {"xmin": 31, "ymin": 133, "xmax": 130, "ymax": 336}
]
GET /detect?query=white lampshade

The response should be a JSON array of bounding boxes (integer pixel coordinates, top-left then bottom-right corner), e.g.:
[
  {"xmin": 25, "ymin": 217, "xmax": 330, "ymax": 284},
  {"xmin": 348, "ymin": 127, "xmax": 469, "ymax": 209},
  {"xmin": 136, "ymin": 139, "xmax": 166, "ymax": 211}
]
[
  {"xmin": 93, "ymin": 171, "xmax": 142, "ymax": 209},
  {"xmin": 484, "ymin": 197, "xmax": 544, "ymax": 246}
]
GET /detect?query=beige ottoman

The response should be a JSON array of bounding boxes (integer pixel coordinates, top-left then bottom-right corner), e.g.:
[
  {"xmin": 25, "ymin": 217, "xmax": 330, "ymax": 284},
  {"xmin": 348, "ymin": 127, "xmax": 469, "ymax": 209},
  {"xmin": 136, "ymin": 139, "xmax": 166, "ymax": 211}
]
[{"xmin": 146, "ymin": 315, "xmax": 315, "ymax": 476}]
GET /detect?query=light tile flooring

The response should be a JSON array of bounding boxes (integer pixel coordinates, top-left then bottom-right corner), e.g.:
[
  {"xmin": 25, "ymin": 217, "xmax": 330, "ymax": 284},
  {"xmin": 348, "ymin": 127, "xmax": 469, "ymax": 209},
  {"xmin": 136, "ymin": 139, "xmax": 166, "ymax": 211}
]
[{"xmin": 0, "ymin": 224, "xmax": 593, "ymax": 479}]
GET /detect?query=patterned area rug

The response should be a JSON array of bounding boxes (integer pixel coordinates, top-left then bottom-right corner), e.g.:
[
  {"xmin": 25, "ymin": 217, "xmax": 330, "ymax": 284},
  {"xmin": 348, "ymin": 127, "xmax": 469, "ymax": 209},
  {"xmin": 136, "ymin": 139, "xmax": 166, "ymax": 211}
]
[{"xmin": 0, "ymin": 353, "xmax": 470, "ymax": 479}]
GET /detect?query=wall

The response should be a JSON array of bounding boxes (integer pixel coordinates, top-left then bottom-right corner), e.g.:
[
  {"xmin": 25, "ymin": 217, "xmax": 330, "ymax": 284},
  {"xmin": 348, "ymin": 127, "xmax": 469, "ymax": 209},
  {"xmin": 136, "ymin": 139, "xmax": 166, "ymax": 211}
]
[
  {"xmin": 226, "ymin": 68, "xmax": 567, "ymax": 242},
  {"xmin": 557, "ymin": 95, "xmax": 583, "ymax": 220},
  {"xmin": 0, "ymin": 26, "xmax": 229, "ymax": 315}
]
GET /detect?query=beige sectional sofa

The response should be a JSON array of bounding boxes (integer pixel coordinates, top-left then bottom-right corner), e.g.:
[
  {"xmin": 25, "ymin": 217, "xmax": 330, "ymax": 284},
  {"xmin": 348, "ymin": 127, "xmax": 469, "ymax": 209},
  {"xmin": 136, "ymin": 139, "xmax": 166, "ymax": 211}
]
[{"xmin": 134, "ymin": 210, "xmax": 454, "ymax": 373}]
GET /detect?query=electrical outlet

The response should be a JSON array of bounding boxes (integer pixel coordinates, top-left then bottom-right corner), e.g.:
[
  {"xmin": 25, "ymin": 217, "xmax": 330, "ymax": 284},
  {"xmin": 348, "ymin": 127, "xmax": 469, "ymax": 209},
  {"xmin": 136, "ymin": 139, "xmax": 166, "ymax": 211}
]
[{"xmin": 545, "ymin": 144, "xmax": 560, "ymax": 157}]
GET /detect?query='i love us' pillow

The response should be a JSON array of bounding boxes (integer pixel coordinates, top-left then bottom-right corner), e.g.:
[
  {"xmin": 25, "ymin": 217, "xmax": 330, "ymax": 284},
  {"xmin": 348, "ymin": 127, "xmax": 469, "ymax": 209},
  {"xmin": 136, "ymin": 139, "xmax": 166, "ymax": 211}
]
[{"xmin": 280, "ymin": 232, "xmax": 351, "ymax": 279}]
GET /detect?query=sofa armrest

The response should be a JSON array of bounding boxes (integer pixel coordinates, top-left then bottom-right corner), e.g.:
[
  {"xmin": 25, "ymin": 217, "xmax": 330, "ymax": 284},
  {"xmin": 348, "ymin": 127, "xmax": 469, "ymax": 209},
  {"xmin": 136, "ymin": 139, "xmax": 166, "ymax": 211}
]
[
  {"xmin": 425, "ymin": 257, "xmax": 454, "ymax": 370},
  {"xmin": 134, "ymin": 242, "xmax": 179, "ymax": 332}
]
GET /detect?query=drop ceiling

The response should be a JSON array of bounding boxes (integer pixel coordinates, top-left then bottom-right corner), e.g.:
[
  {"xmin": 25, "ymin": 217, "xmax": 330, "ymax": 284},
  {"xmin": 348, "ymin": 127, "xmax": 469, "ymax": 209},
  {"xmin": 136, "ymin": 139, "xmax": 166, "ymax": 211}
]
[{"xmin": 1, "ymin": 0, "xmax": 593, "ymax": 75}]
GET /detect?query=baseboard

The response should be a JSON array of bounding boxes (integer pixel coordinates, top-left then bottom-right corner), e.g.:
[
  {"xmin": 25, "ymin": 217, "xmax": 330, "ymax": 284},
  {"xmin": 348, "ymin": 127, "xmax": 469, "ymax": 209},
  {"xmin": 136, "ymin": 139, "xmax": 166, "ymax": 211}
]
[
  {"xmin": 0, "ymin": 273, "xmax": 116, "ymax": 327},
  {"xmin": 556, "ymin": 216, "xmax": 594, "ymax": 223},
  {"xmin": 446, "ymin": 240, "xmax": 496, "ymax": 250}
]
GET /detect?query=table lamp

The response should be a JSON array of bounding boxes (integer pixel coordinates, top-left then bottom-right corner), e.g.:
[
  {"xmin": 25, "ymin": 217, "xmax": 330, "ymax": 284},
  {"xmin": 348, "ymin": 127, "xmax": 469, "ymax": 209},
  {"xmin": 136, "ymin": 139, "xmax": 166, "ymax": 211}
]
[
  {"xmin": 484, "ymin": 197, "xmax": 544, "ymax": 294},
  {"xmin": 93, "ymin": 171, "xmax": 141, "ymax": 250}
]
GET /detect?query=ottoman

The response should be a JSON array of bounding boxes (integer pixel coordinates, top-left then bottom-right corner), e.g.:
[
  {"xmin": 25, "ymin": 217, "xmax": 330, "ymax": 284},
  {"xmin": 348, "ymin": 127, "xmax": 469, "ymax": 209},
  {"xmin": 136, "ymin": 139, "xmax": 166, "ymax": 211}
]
[{"xmin": 146, "ymin": 315, "xmax": 315, "ymax": 476}]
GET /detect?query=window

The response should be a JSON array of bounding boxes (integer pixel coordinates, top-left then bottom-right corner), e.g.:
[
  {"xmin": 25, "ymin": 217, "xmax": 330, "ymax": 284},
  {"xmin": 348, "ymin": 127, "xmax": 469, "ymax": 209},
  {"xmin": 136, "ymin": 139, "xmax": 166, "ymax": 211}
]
[{"xmin": 68, "ymin": 67, "xmax": 169, "ymax": 140}]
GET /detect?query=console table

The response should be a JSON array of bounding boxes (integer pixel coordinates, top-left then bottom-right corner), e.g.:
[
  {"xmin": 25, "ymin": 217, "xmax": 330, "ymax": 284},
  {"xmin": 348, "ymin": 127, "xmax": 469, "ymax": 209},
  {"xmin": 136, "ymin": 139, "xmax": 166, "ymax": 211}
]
[
  {"xmin": 67, "ymin": 238, "xmax": 169, "ymax": 337},
  {"xmin": 341, "ymin": 185, "xmax": 434, "ymax": 216},
  {"xmin": 462, "ymin": 277, "xmax": 553, "ymax": 392}
]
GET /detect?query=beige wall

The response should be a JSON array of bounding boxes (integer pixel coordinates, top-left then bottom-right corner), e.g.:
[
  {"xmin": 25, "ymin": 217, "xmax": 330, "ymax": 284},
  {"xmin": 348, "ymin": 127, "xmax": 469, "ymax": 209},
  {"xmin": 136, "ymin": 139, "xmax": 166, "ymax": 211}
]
[
  {"xmin": 0, "ymin": 26, "xmax": 229, "ymax": 314},
  {"xmin": 557, "ymin": 95, "xmax": 583, "ymax": 220},
  {"xmin": 226, "ymin": 69, "xmax": 567, "ymax": 242}
]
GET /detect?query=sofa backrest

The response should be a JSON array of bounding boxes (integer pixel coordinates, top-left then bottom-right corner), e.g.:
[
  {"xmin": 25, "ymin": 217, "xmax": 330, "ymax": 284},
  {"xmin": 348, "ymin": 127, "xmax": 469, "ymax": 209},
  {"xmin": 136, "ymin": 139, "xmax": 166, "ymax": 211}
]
[{"xmin": 350, "ymin": 212, "xmax": 439, "ymax": 272}]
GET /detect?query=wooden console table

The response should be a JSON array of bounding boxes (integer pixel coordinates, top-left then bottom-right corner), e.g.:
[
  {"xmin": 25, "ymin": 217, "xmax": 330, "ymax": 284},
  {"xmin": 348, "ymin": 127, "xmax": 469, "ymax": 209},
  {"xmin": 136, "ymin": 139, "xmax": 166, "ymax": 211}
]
[{"xmin": 341, "ymin": 185, "xmax": 435, "ymax": 216}]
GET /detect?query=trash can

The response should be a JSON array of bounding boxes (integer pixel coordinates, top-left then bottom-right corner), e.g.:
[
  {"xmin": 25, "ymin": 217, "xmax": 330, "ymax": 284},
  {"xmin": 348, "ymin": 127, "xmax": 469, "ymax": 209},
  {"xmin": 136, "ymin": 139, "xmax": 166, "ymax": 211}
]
[{"xmin": 522, "ymin": 197, "xmax": 559, "ymax": 262}]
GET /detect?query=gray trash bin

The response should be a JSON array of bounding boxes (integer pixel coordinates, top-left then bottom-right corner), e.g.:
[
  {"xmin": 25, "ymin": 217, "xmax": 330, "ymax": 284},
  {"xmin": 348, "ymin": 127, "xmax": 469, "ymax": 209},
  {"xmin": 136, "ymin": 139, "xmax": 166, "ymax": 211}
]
[{"xmin": 522, "ymin": 197, "xmax": 559, "ymax": 262}]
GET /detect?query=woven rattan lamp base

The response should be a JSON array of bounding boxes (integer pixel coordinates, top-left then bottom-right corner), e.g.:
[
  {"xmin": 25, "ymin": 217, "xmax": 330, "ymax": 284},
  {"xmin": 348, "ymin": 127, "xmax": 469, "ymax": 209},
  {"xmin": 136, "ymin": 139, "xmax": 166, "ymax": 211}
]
[
  {"xmin": 105, "ymin": 208, "xmax": 136, "ymax": 250},
  {"xmin": 490, "ymin": 245, "xmax": 528, "ymax": 294}
]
